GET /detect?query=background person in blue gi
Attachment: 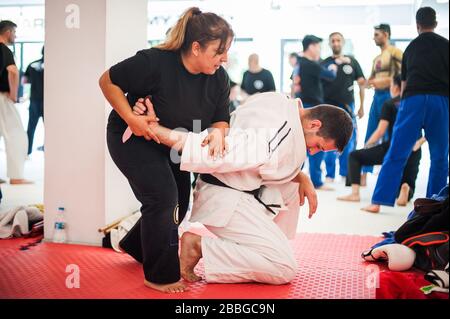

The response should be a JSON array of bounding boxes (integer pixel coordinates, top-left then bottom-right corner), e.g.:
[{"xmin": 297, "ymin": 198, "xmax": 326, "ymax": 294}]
[
  {"xmin": 361, "ymin": 24, "xmax": 403, "ymax": 186},
  {"xmin": 367, "ymin": 7, "xmax": 449, "ymax": 213},
  {"xmin": 337, "ymin": 75, "xmax": 425, "ymax": 209}
]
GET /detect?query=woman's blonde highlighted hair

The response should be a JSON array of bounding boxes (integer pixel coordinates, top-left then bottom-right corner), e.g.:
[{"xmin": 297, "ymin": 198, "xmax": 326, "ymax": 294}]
[{"xmin": 156, "ymin": 7, "xmax": 234, "ymax": 54}]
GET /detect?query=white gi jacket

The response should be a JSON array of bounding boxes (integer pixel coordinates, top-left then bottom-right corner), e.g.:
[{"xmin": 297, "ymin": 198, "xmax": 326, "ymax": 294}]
[{"xmin": 180, "ymin": 92, "xmax": 307, "ymax": 239}]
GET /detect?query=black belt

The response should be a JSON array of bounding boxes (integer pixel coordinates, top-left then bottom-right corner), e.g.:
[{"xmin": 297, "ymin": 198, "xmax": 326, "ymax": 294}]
[{"xmin": 200, "ymin": 174, "xmax": 280, "ymax": 215}]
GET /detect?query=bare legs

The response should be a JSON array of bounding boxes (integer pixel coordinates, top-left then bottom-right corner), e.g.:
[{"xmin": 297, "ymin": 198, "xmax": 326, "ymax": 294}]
[
  {"xmin": 396, "ymin": 183, "xmax": 410, "ymax": 206},
  {"xmin": 337, "ymin": 184, "xmax": 360, "ymax": 202}
]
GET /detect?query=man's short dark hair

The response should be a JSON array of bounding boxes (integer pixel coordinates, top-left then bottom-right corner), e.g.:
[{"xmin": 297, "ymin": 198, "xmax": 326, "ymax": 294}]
[
  {"xmin": 329, "ymin": 32, "xmax": 344, "ymax": 39},
  {"xmin": 302, "ymin": 35, "xmax": 322, "ymax": 51},
  {"xmin": 0, "ymin": 20, "xmax": 17, "ymax": 35},
  {"xmin": 374, "ymin": 23, "xmax": 391, "ymax": 38},
  {"xmin": 416, "ymin": 7, "xmax": 437, "ymax": 28},
  {"xmin": 306, "ymin": 104, "xmax": 353, "ymax": 153},
  {"xmin": 393, "ymin": 74, "xmax": 402, "ymax": 88}
]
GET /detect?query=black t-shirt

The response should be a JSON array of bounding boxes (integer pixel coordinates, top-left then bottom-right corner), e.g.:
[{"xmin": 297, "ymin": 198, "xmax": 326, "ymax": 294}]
[
  {"xmin": 402, "ymin": 32, "xmax": 449, "ymax": 98},
  {"xmin": 240, "ymin": 68, "xmax": 276, "ymax": 95},
  {"xmin": 293, "ymin": 57, "xmax": 336, "ymax": 106},
  {"xmin": 24, "ymin": 58, "xmax": 44, "ymax": 101},
  {"xmin": 0, "ymin": 43, "xmax": 15, "ymax": 93},
  {"xmin": 321, "ymin": 56, "xmax": 365, "ymax": 106},
  {"xmin": 380, "ymin": 96, "xmax": 401, "ymax": 142},
  {"xmin": 108, "ymin": 48, "xmax": 230, "ymax": 133}
]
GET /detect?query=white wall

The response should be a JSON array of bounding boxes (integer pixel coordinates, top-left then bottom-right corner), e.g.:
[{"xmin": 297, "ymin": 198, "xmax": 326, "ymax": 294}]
[
  {"xmin": 104, "ymin": 0, "xmax": 146, "ymax": 226},
  {"xmin": 44, "ymin": 0, "xmax": 146, "ymax": 245}
]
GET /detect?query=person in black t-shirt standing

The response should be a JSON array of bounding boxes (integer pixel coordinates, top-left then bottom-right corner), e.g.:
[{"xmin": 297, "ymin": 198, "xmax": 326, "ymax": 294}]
[
  {"xmin": 292, "ymin": 35, "xmax": 337, "ymax": 190},
  {"xmin": 99, "ymin": 7, "xmax": 233, "ymax": 293},
  {"xmin": 240, "ymin": 53, "xmax": 276, "ymax": 97},
  {"xmin": 0, "ymin": 20, "xmax": 31, "ymax": 185},
  {"xmin": 23, "ymin": 46, "xmax": 44, "ymax": 155},
  {"xmin": 369, "ymin": 7, "xmax": 449, "ymax": 213},
  {"xmin": 321, "ymin": 32, "xmax": 366, "ymax": 183},
  {"xmin": 337, "ymin": 75, "xmax": 424, "ymax": 207}
]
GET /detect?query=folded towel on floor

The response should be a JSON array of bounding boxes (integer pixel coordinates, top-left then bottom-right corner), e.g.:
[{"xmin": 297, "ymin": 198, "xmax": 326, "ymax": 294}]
[{"xmin": 0, "ymin": 206, "xmax": 43, "ymax": 239}]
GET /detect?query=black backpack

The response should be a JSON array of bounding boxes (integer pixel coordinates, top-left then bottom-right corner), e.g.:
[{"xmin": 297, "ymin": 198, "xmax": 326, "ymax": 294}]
[{"xmin": 395, "ymin": 197, "xmax": 449, "ymax": 271}]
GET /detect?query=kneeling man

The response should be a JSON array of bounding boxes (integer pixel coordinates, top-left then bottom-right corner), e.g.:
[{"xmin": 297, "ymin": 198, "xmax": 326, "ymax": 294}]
[{"xmin": 133, "ymin": 92, "xmax": 353, "ymax": 285}]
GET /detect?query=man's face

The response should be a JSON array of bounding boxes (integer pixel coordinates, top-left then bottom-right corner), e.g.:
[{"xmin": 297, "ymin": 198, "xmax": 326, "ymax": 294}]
[
  {"xmin": 6, "ymin": 27, "xmax": 16, "ymax": 44},
  {"xmin": 329, "ymin": 34, "xmax": 344, "ymax": 55},
  {"xmin": 309, "ymin": 43, "xmax": 322, "ymax": 61},
  {"xmin": 302, "ymin": 120, "xmax": 338, "ymax": 155},
  {"xmin": 373, "ymin": 30, "xmax": 387, "ymax": 47},
  {"xmin": 289, "ymin": 56, "xmax": 297, "ymax": 68}
]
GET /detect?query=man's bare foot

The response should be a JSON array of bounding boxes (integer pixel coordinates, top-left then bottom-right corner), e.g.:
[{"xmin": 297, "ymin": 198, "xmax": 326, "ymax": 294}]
[
  {"xmin": 337, "ymin": 194, "xmax": 360, "ymax": 202},
  {"xmin": 10, "ymin": 179, "xmax": 34, "ymax": 185},
  {"xmin": 360, "ymin": 174, "xmax": 367, "ymax": 187},
  {"xmin": 180, "ymin": 232, "xmax": 202, "ymax": 282},
  {"xmin": 361, "ymin": 204, "xmax": 380, "ymax": 213},
  {"xmin": 144, "ymin": 279, "xmax": 186, "ymax": 293},
  {"xmin": 317, "ymin": 184, "xmax": 334, "ymax": 191},
  {"xmin": 325, "ymin": 177, "xmax": 334, "ymax": 184},
  {"xmin": 396, "ymin": 183, "xmax": 410, "ymax": 206}
]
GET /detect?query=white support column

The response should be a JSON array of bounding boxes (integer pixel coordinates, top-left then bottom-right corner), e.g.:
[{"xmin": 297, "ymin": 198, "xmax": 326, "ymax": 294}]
[{"xmin": 44, "ymin": 0, "xmax": 147, "ymax": 245}]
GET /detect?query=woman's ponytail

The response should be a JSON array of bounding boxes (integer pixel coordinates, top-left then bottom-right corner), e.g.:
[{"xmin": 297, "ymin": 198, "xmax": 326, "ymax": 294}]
[{"xmin": 155, "ymin": 7, "xmax": 201, "ymax": 51}]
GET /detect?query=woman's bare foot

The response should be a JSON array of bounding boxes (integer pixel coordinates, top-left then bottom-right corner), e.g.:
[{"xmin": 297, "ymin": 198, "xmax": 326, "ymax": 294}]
[
  {"xmin": 337, "ymin": 193, "xmax": 360, "ymax": 202},
  {"xmin": 396, "ymin": 183, "xmax": 410, "ymax": 206},
  {"xmin": 180, "ymin": 232, "xmax": 202, "ymax": 282},
  {"xmin": 361, "ymin": 204, "xmax": 380, "ymax": 213},
  {"xmin": 144, "ymin": 279, "xmax": 186, "ymax": 293},
  {"xmin": 10, "ymin": 179, "xmax": 34, "ymax": 185},
  {"xmin": 317, "ymin": 184, "xmax": 334, "ymax": 191}
]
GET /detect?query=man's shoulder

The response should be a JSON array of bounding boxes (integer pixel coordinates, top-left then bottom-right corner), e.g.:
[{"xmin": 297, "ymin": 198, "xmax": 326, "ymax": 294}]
[
  {"xmin": 388, "ymin": 45, "xmax": 403, "ymax": 57},
  {"xmin": 28, "ymin": 59, "xmax": 44, "ymax": 71},
  {"xmin": 0, "ymin": 43, "xmax": 12, "ymax": 55}
]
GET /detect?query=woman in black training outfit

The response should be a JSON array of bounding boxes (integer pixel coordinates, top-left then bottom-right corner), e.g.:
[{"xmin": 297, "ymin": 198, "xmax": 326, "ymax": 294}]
[{"xmin": 99, "ymin": 7, "xmax": 233, "ymax": 293}]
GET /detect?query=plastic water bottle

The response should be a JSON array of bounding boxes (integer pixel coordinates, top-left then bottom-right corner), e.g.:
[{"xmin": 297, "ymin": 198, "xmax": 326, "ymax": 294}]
[{"xmin": 53, "ymin": 207, "xmax": 67, "ymax": 243}]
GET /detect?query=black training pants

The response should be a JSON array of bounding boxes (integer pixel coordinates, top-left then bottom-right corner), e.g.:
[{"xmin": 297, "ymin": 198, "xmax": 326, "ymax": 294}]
[
  {"xmin": 346, "ymin": 142, "xmax": 422, "ymax": 200},
  {"xmin": 107, "ymin": 130, "xmax": 191, "ymax": 284}
]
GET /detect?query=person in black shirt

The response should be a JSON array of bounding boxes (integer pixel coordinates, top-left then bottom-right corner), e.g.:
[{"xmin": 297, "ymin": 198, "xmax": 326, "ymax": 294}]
[
  {"xmin": 370, "ymin": 7, "xmax": 449, "ymax": 212},
  {"xmin": 292, "ymin": 35, "xmax": 337, "ymax": 189},
  {"xmin": 240, "ymin": 53, "xmax": 276, "ymax": 97},
  {"xmin": 0, "ymin": 20, "xmax": 30, "ymax": 185},
  {"xmin": 338, "ymin": 75, "xmax": 424, "ymax": 207},
  {"xmin": 321, "ymin": 32, "xmax": 366, "ymax": 183},
  {"xmin": 99, "ymin": 7, "xmax": 233, "ymax": 293},
  {"xmin": 23, "ymin": 46, "xmax": 44, "ymax": 155}
]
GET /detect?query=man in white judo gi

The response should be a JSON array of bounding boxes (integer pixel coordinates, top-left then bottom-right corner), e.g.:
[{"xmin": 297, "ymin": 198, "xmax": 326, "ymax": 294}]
[{"xmin": 132, "ymin": 92, "xmax": 353, "ymax": 285}]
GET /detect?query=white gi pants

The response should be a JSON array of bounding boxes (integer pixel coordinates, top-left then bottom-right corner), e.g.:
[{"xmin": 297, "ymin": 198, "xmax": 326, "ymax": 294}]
[
  {"xmin": 201, "ymin": 192, "xmax": 298, "ymax": 285},
  {"xmin": 0, "ymin": 93, "xmax": 27, "ymax": 179}
]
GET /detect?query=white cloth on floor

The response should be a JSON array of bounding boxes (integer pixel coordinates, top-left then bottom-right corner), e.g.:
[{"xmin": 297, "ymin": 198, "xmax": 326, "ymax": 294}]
[
  {"xmin": 180, "ymin": 92, "xmax": 306, "ymax": 284},
  {"xmin": 0, "ymin": 93, "xmax": 27, "ymax": 179},
  {"xmin": 0, "ymin": 206, "xmax": 43, "ymax": 238},
  {"xmin": 110, "ymin": 211, "xmax": 141, "ymax": 253}
]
